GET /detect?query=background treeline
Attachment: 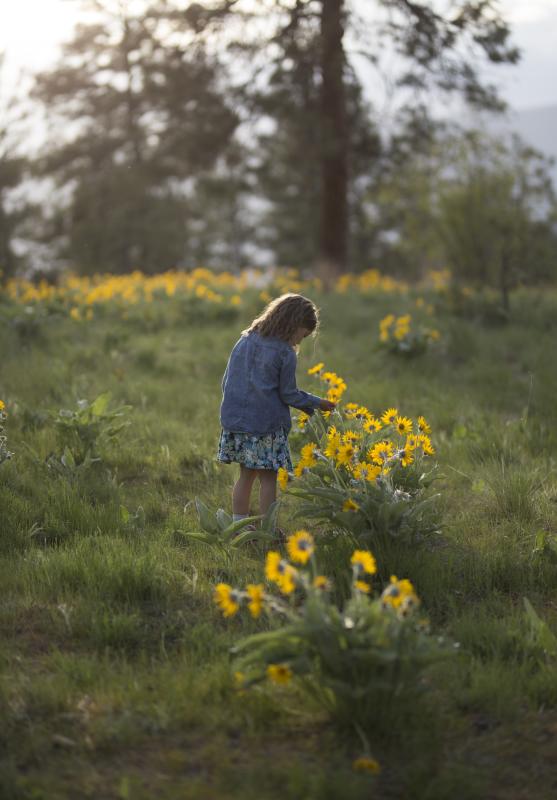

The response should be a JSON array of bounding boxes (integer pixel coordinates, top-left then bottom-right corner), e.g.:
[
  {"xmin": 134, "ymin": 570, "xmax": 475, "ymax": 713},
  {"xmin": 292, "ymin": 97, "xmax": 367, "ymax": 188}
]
[{"xmin": 1, "ymin": 0, "xmax": 556, "ymax": 290}]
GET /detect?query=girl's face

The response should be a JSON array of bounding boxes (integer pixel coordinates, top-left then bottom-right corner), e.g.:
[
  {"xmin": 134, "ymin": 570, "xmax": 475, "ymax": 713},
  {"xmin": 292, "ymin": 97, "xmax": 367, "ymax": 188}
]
[{"xmin": 290, "ymin": 327, "xmax": 312, "ymax": 346}]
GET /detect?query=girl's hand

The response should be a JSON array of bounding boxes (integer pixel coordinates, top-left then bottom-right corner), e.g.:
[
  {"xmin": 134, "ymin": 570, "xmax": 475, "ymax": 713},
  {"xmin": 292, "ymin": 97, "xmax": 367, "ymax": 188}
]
[{"xmin": 319, "ymin": 398, "xmax": 336, "ymax": 412}]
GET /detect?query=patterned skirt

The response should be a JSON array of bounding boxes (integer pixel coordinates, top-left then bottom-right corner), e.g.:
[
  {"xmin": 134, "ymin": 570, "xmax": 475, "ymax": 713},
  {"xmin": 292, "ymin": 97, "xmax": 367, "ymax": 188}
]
[{"xmin": 217, "ymin": 428, "xmax": 293, "ymax": 472}]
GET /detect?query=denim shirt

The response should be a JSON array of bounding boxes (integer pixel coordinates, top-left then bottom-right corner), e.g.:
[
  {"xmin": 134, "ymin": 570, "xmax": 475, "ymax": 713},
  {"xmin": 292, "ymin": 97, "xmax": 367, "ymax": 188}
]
[{"xmin": 220, "ymin": 331, "xmax": 322, "ymax": 434}]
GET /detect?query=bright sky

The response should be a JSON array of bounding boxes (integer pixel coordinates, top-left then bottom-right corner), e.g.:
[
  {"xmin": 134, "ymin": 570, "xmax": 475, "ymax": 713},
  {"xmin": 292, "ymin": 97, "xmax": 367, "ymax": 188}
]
[{"xmin": 1, "ymin": 0, "xmax": 556, "ymax": 110}]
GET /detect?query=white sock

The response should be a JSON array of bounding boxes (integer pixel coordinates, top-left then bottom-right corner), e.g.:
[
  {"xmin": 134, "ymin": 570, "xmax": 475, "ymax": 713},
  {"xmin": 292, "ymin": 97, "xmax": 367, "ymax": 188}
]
[{"xmin": 233, "ymin": 513, "xmax": 248, "ymax": 522}]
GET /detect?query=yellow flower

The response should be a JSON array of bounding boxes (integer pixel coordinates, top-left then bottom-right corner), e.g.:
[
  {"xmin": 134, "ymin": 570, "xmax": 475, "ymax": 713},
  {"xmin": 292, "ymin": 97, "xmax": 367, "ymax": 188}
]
[
  {"xmin": 344, "ymin": 402, "xmax": 359, "ymax": 419},
  {"xmin": 395, "ymin": 416, "xmax": 413, "ymax": 436},
  {"xmin": 354, "ymin": 406, "xmax": 369, "ymax": 421},
  {"xmin": 342, "ymin": 430, "xmax": 361, "ymax": 444},
  {"xmin": 398, "ymin": 448, "xmax": 414, "ymax": 467},
  {"xmin": 405, "ymin": 434, "xmax": 418, "ymax": 450},
  {"xmin": 276, "ymin": 567, "xmax": 297, "ymax": 595},
  {"xmin": 324, "ymin": 433, "xmax": 341, "ymax": 460},
  {"xmin": 327, "ymin": 386, "xmax": 344, "ymax": 403},
  {"xmin": 368, "ymin": 440, "xmax": 394, "ymax": 466},
  {"xmin": 286, "ymin": 530, "xmax": 315, "ymax": 565},
  {"xmin": 336, "ymin": 442, "xmax": 356, "ymax": 467},
  {"xmin": 381, "ymin": 575, "xmax": 418, "ymax": 612},
  {"xmin": 353, "ymin": 756, "xmax": 381, "ymax": 775},
  {"xmin": 379, "ymin": 314, "xmax": 395, "ymax": 330},
  {"xmin": 313, "ymin": 575, "xmax": 330, "ymax": 590},
  {"xmin": 265, "ymin": 551, "xmax": 283, "ymax": 583},
  {"xmin": 265, "ymin": 552, "xmax": 298, "ymax": 595},
  {"xmin": 297, "ymin": 411, "xmax": 310, "ymax": 430},
  {"xmin": 343, "ymin": 498, "xmax": 360, "ymax": 512},
  {"xmin": 0, "ymin": 400, "xmax": 5, "ymax": 411},
  {"xmin": 70, "ymin": 307, "xmax": 81, "ymax": 321},
  {"xmin": 418, "ymin": 434, "xmax": 435, "ymax": 456},
  {"xmin": 246, "ymin": 584, "xmax": 264, "ymax": 618},
  {"xmin": 293, "ymin": 461, "xmax": 305, "ymax": 478},
  {"xmin": 417, "ymin": 415, "xmax": 431, "ymax": 434},
  {"xmin": 381, "ymin": 407, "xmax": 398, "ymax": 426},
  {"xmin": 267, "ymin": 664, "xmax": 293, "ymax": 685},
  {"xmin": 353, "ymin": 462, "xmax": 381, "ymax": 482},
  {"xmin": 300, "ymin": 442, "xmax": 318, "ymax": 467},
  {"xmin": 354, "ymin": 579, "xmax": 371, "ymax": 594},
  {"xmin": 351, "ymin": 550, "xmax": 377, "ymax": 575},
  {"xmin": 277, "ymin": 467, "xmax": 289, "ymax": 491},
  {"xmin": 308, "ymin": 362, "xmax": 324, "ymax": 375},
  {"xmin": 363, "ymin": 416, "xmax": 382, "ymax": 433},
  {"xmin": 214, "ymin": 583, "xmax": 241, "ymax": 617}
]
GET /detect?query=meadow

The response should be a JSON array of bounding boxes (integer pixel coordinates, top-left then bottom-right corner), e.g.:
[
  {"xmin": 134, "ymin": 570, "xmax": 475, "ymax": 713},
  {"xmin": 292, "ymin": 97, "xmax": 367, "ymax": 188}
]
[{"xmin": 1, "ymin": 269, "xmax": 557, "ymax": 800}]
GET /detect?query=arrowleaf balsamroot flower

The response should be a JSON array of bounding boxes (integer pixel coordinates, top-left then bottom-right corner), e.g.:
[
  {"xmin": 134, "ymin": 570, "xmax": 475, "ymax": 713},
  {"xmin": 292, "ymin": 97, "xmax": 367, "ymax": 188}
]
[
  {"xmin": 300, "ymin": 442, "xmax": 318, "ymax": 467},
  {"xmin": 395, "ymin": 416, "xmax": 413, "ymax": 435},
  {"xmin": 267, "ymin": 664, "xmax": 293, "ymax": 685},
  {"xmin": 417, "ymin": 415, "xmax": 431, "ymax": 434},
  {"xmin": 368, "ymin": 440, "xmax": 394, "ymax": 465},
  {"xmin": 381, "ymin": 407, "xmax": 398, "ymax": 425},
  {"xmin": 351, "ymin": 550, "xmax": 377, "ymax": 576},
  {"xmin": 381, "ymin": 575, "xmax": 419, "ymax": 615},
  {"xmin": 354, "ymin": 579, "xmax": 371, "ymax": 594},
  {"xmin": 277, "ymin": 467, "xmax": 290, "ymax": 491},
  {"xmin": 343, "ymin": 498, "xmax": 360, "ymax": 512},
  {"xmin": 246, "ymin": 584, "xmax": 265, "ymax": 618},
  {"xmin": 398, "ymin": 448, "xmax": 414, "ymax": 467},
  {"xmin": 353, "ymin": 461, "xmax": 381, "ymax": 482},
  {"xmin": 265, "ymin": 551, "xmax": 297, "ymax": 595},
  {"xmin": 352, "ymin": 757, "xmax": 381, "ymax": 775},
  {"xmin": 337, "ymin": 442, "xmax": 356, "ymax": 466},
  {"xmin": 307, "ymin": 362, "xmax": 324, "ymax": 375},
  {"xmin": 418, "ymin": 434, "xmax": 435, "ymax": 455},
  {"xmin": 214, "ymin": 583, "xmax": 241, "ymax": 617},
  {"xmin": 286, "ymin": 530, "xmax": 315, "ymax": 565}
]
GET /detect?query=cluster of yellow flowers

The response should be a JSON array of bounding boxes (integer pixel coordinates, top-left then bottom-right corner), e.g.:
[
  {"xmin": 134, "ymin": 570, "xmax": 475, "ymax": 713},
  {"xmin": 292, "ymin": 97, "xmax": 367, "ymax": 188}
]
[
  {"xmin": 336, "ymin": 269, "xmax": 409, "ymax": 294},
  {"xmin": 3, "ymin": 266, "xmax": 450, "ymax": 322},
  {"xmin": 379, "ymin": 313, "xmax": 440, "ymax": 344},
  {"xmin": 284, "ymin": 363, "xmax": 435, "ymax": 496},
  {"xmin": 214, "ymin": 531, "xmax": 418, "ymax": 615}
]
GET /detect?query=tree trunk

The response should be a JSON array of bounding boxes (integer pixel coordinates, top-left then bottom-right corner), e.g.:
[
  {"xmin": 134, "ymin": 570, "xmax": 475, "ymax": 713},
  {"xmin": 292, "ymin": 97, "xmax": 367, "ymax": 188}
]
[{"xmin": 318, "ymin": 0, "xmax": 348, "ymax": 281}]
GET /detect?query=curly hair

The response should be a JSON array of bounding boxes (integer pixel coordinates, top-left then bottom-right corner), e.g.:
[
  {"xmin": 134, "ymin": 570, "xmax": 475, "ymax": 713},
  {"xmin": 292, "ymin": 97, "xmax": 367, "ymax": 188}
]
[{"xmin": 244, "ymin": 293, "xmax": 319, "ymax": 343}]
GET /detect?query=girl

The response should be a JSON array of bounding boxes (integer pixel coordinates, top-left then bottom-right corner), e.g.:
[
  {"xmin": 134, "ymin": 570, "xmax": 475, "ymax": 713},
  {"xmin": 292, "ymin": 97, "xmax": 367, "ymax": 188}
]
[{"xmin": 217, "ymin": 293, "xmax": 335, "ymax": 526}]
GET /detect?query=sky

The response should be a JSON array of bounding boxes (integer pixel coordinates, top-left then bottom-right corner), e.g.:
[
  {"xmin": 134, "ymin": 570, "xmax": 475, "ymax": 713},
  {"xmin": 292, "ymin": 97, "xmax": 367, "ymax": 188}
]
[{"xmin": 1, "ymin": 0, "xmax": 556, "ymax": 111}]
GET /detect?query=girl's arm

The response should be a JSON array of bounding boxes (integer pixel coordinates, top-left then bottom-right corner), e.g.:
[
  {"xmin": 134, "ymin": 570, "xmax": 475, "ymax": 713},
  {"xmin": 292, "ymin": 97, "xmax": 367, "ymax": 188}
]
[{"xmin": 278, "ymin": 348, "xmax": 323, "ymax": 413}]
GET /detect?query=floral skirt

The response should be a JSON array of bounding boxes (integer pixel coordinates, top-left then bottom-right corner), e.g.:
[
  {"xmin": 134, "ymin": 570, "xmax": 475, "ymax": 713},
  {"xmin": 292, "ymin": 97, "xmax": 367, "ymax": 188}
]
[{"xmin": 217, "ymin": 428, "xmax": 293, "ymax": 472}]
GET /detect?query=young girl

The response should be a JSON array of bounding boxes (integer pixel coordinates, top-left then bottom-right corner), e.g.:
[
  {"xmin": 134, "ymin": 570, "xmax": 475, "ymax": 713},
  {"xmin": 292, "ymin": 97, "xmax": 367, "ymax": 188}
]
[{"xmin": 217, "ymin": 293, "xmax": 335, "ymax": 526}]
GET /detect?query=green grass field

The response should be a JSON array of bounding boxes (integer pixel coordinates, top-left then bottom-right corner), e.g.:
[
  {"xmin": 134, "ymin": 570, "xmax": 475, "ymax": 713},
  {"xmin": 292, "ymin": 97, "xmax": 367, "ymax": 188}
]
[{"xmin": 1, "ymin": 284, "xmax": 557, "ymax": 799}]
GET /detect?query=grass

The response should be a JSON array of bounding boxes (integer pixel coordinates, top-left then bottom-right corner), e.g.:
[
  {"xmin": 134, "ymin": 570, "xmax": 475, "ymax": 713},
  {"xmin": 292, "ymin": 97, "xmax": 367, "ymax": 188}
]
[{"xmin": 1, "ymin": 284, "xmax": 557, "ymax": 798}]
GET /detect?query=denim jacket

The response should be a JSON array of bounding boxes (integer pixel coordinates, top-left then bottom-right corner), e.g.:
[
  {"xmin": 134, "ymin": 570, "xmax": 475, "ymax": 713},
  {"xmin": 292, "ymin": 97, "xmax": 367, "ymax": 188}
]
[{"xmin": 220, "ymin": 331, "xmax": 322, "ymax": 434}]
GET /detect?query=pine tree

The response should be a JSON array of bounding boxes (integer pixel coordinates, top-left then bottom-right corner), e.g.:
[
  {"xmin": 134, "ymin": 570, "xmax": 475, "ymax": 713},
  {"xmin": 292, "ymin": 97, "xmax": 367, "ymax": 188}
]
[{"xmin": 31, "ymin": 0, "xmax": 240, "ymax": 274}]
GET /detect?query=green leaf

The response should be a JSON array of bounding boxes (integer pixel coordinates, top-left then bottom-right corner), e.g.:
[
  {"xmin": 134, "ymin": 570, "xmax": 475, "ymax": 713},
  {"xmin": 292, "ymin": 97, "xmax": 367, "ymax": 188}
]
[
  {"xmin": 231, "ymin": 529, "xmax": 273, "ymax": 547},
  {"xmin": 90, "ymin": 392, "xmax": 112, "ymax": 417},
  {"xmin": 180, "ymin": 530, "xmax": 219, "ymax": 545},
  {"xmin": 524, "ymin": 597, "xmax": 557, "ymax": 658},
  {"xmin": 261, "ymin": 499, "xmax": 281, "ymax": 532},
  {"xmin": 195, "ymin": 497, "xmax": 220, "ymax": 535},
  {"xmin": 216, "ymin": 508, "xmax": 233, "ymax": 531},
  {"xmin": 223, "ymin": 515, "xmax": 262, "ymax": 540}
]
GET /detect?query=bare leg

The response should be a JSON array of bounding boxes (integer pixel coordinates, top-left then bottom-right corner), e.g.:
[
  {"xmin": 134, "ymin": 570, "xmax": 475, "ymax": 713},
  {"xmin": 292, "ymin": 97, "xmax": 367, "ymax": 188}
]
[
  {"xmin": 232, "ymin": 465, "xmax": 258, "ymax": 515},
  {"xmin": 258, "ymin": 469, "xmax": 278, "ymax": 516}
]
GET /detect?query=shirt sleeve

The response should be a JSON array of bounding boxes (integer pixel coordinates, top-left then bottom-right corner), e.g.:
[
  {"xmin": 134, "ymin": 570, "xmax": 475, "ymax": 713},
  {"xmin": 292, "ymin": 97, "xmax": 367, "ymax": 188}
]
[{"xmin": 279, "ymin": 348, "xmax": 322, "ymax": 413}]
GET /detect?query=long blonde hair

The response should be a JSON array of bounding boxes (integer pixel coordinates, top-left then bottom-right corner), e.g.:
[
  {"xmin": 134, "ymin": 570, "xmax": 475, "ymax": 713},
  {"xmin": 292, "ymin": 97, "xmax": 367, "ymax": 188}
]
[{"xmin": 244, "ymin": 293, "xmax": 319, "ymax": 343}]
